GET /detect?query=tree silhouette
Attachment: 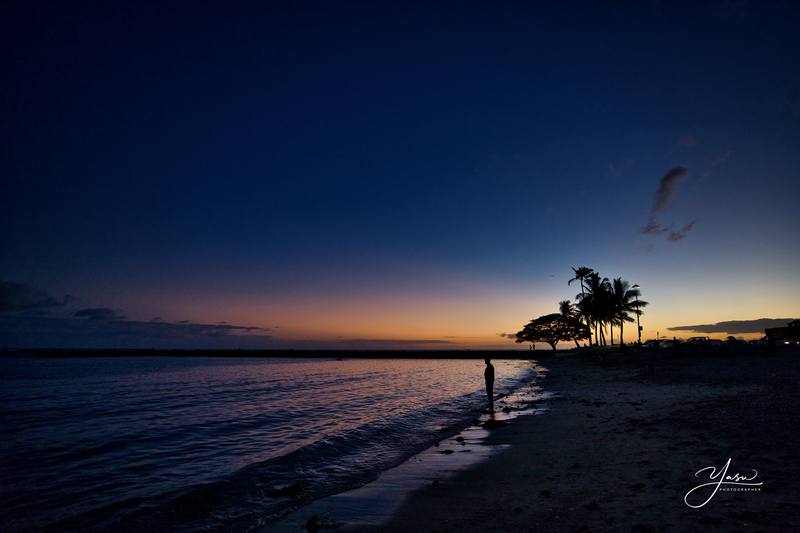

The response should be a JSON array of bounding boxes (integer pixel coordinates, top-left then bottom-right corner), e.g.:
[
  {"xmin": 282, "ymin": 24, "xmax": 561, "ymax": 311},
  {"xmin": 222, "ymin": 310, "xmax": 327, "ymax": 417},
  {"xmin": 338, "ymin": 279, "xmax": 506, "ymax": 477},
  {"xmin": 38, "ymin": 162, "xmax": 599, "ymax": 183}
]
[
  {"xmin": 559, "ymin": 300, "xmax": 583, "ymax": 348},
  {"xmin": 568, "ymin": 267, "xmax": 594, "ymax": 346},
  {"xmin": 577, "ymin": 272, "xmax": 612, "ymax": 346},
  {"xmin": 515, "ymin": 313, "xmax": 589, "ymax": 351},
  {"xmin": 516, "ymin": 268, "xmax": 649, "ymax": 350},
  {"xmin": 610, "ymin": 277, "xmax": 648, "ymax": 345}
]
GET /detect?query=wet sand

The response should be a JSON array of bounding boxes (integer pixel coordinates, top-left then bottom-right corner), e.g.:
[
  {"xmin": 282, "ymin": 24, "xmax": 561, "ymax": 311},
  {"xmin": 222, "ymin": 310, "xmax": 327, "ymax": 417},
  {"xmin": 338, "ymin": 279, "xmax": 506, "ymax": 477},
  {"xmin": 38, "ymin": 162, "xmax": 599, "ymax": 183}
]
[{"xmin": 379, "ymin": 349, "xmax": 800, "ymax": 532}]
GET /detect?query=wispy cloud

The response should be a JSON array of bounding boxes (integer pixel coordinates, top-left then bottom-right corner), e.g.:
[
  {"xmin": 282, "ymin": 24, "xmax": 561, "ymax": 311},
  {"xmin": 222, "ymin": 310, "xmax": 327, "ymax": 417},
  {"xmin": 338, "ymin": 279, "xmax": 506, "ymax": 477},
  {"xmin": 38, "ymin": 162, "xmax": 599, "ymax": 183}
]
[
  {"xmin": 641, "ymin": 219, "xmax": 663, "ymax": 236},
  {"xmin": 0, "ymin": 281, "xmax": 76, "ymax": 314},
  {"xmin": 641, "ymin": 167, "xmax": 697, "ymax": 242},
  {"xmin": 650, "ymin": 166, "xmax": 689, "ymax": 214},
  {"xmin": 669, "ymin": 134, "xmax": 697, "ymax": 154},
  {"xmin": 711, "ymin": 150, "xmax": 734, "ymax": 168},
  {"xmin": 702, "ymin": 150, "xmax": 735, "ymax": 178},
  {"xmin": 666, "ymin": 220, "xmax": 697, "ymax": 241},
  {"xmin": 0, "ymin": 280, "xmax": 272, "ymax": 349},
  {"xmin": 0, "ymin": 314, "xmax": 274, "ymax": 349},
  {"xmin": 669, "ymin": 318, "xmax": 798, "ymax": 334},
  {"xmin": 74, "ymin": 307, "xmax": 127, "ymax": 320}
]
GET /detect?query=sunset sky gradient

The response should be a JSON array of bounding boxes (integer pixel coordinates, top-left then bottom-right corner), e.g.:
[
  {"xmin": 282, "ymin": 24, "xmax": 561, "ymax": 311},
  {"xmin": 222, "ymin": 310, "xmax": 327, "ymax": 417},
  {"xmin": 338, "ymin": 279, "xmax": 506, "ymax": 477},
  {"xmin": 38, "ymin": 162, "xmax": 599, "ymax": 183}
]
[{"xmin": 3, "ymin": 2, "xmax": 799, "ymax": 348}]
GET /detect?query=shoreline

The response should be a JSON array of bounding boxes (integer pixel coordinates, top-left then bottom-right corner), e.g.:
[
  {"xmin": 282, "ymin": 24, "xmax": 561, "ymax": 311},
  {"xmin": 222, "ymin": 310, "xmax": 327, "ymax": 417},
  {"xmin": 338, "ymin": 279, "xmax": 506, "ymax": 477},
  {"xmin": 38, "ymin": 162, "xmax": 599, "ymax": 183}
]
[
  {"xmin": 263, "ymin": 361, "xmax": 550, "ymax": 531},
  {"xmin": 377, "ymin": 349, "xmax": 800, "ymax": 532}
]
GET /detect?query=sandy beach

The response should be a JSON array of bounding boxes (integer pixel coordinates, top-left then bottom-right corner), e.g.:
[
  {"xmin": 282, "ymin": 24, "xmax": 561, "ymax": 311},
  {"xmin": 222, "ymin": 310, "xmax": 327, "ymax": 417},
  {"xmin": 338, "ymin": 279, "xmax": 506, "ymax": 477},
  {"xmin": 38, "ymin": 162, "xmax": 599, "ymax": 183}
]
[{"xmin": 375, "ymin": 349, "xmax": 800, "ymax": 532}]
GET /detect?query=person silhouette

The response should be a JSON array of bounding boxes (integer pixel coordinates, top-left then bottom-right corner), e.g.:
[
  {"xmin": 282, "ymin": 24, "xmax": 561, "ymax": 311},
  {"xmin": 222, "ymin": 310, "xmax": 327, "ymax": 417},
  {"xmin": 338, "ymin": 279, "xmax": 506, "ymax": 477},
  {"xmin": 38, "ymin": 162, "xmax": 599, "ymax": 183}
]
[{"xmin": 484, "ymin": 358, "xmax": 495, "ymax": 410}]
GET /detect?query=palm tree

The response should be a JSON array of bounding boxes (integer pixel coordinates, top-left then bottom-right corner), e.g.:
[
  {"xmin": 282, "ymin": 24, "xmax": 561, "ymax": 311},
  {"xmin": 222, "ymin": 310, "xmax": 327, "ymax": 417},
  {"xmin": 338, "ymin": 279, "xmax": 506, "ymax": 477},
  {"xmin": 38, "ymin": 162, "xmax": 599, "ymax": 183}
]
[
  {"xmin": 610, "ymin": 278, "xmax": 648, "ymax": 345},
  {"xmin": 568, "ymin": 267, "xmax": 594, "ymax": 346},
  {"xmin": 558, "ymin": 300, "xmax": 583, "ymax": 348},
  {"xmin": 558, "ymin": 299, "xmax": 574, "ymax": 317},
  {"xmin": 577, "ymin": 272, "xmax": 611, "ymax": 346}
]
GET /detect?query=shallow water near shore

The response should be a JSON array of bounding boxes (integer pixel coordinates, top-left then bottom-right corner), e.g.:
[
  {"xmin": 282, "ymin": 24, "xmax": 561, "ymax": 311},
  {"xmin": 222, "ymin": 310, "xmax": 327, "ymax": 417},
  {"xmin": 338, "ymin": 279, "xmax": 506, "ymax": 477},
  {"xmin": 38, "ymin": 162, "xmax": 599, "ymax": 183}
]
[
  {"xmin": 267, "ymin": 371, "xmax": 552, "ymax": 531},
  {"xmin": 1, "ymin": 356, "xmax": 538, "ymax": 532}
]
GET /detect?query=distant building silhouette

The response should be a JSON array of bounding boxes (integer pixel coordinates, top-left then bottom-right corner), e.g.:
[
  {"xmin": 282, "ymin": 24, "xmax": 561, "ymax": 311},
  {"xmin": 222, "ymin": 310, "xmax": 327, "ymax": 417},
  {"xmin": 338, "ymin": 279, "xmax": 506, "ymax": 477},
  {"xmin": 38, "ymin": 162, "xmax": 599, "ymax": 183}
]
[{"xmin": 765, "ymin": 320, "xmax": 800, "ymax": 352}]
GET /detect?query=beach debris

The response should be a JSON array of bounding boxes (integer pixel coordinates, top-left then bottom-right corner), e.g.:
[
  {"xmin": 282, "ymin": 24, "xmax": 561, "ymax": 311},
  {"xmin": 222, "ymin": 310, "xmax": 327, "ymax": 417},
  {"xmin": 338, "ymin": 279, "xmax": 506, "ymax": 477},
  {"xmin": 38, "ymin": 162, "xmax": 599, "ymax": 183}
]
[
  {"xmin": 455, "ymin": 436, "xmax": 465, "ymax": 442},
  {"xmin": 439, "ymin": 449, "xmax": 454, "ymax": 455},
  {"xmin": 265, "ymin": 481, "xmax": 304, "ymax": 498}
]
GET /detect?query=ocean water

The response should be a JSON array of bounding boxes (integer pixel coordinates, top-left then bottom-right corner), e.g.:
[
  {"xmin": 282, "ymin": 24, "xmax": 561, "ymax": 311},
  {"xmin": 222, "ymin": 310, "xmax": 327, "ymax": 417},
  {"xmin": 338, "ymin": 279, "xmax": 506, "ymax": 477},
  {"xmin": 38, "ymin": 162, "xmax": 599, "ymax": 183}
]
[{"xmin": 0, "ymin": 356, "xmax": 537, "ymax": 532}]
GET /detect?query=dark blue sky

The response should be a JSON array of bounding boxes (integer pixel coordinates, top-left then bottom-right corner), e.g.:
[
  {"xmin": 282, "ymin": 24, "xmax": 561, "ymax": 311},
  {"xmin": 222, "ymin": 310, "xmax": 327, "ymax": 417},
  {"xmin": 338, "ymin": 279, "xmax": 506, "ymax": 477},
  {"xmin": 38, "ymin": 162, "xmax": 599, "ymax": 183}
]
[{"xmin": 3, "ymin": 2, "xmax": 799, "ymax": 348}]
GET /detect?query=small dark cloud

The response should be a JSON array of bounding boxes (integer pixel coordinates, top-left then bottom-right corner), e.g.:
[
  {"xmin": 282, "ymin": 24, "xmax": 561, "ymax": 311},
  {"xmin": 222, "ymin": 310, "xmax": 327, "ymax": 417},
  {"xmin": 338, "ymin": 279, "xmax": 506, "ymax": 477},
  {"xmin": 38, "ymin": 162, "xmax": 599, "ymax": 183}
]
[
  {"xmin": 669, "ymin": 318, "xmax": 798, "ymax": 334},
  {"xmin": 497, "ymin": 332, "xmax": 517, "ymax": 339},
  {"xmin": 0, "ymin": 281, "xmax": 74, "ymax": 314},
  {"xmin": 666, "ymin": 220, "xmax": 697, "ymax": 241},
  {"xmin": 74, "ymin": 307, "xmax": 126, "ymax": 321}
]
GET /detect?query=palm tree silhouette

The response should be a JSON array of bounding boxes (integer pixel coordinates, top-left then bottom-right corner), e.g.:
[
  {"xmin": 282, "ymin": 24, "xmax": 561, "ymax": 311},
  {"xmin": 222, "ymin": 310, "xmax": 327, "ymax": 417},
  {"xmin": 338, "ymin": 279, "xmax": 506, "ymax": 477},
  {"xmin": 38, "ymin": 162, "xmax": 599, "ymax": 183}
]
[
  {"xmin": 610, "ymin": 278, "xmax": 648, "ymax": 345},
  {"xmin": 569, "ymin": 267, "xmax": 594, "ymax": 346},
  {"xmin": 519, "ymin": 268, "xmax": 650, "ymax": 350},
  {"xmin": 558, "ymin": 299, "xmax": 575, "ymax": 317},
  {"xmin": 559, "ymin": 300, "xmax": 583, "ymax": 348},
  {"xmin": 577, "ymin": 272, "xmax": 611, "ymax": 346}
]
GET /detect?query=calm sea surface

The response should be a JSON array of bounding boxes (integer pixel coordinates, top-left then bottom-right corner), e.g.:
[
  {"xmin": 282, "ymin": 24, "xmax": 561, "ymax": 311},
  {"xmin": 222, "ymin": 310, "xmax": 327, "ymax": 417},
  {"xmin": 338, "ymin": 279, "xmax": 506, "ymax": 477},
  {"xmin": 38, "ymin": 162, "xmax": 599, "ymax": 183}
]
[{"xmin": 0, "ymin": 356, "xmax": 536, "ymax": 532}]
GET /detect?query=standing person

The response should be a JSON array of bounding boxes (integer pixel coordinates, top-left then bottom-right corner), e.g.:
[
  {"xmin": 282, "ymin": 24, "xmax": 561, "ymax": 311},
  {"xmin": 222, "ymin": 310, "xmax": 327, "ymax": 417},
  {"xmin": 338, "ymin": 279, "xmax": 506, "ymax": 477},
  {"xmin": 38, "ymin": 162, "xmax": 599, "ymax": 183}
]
[{"xmin": 484, "ymin": 358, "xmax": 495, "ymax": 410}]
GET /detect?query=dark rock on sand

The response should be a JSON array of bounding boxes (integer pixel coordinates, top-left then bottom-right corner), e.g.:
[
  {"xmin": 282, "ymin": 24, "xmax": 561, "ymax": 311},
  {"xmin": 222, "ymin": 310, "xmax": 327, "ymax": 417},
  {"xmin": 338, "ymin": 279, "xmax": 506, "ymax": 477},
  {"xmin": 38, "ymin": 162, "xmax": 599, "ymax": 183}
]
[
  {"xmin": 455, "ymin": 436, "xmax": 464, "ymax": 442},
  {"xmin": 439, "ymin": 449, "xmax": 454, "ymax": 455},
  {"xmin": 305, "ymin": 514, "xmax": 320, "ymax": 533}
]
